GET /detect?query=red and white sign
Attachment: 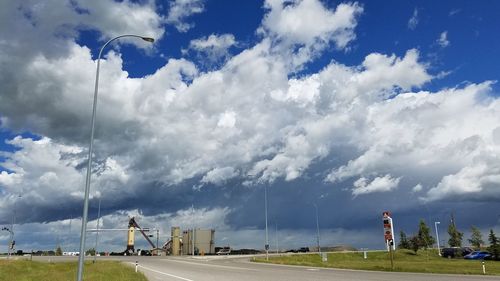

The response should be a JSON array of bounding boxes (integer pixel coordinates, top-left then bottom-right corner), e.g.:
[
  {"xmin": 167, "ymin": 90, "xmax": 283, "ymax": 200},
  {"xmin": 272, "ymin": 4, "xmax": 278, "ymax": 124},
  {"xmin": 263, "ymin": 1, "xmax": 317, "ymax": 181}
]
[{"xmin": 382, "ymin": 211, "xmax": 395, "ymax": 250}]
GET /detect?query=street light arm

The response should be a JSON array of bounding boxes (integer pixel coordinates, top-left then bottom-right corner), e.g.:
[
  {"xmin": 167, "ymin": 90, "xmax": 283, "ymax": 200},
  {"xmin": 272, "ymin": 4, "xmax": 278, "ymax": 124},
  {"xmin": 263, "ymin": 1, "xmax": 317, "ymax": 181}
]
[{"xmin": 97, "ymin": 35, "xmax": 154, "ymax": 60}]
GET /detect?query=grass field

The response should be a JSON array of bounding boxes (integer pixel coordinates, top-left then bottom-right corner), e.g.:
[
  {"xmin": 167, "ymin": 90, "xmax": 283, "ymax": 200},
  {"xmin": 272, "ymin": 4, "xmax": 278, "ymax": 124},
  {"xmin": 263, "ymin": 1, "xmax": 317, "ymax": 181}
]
[
  {"xmin": 254, "ymin": 249, "xmax": 500, "ymax": 275},
  {"xmin": 0, "ymin": 259, "xmax": 148, "ymax": 281}
]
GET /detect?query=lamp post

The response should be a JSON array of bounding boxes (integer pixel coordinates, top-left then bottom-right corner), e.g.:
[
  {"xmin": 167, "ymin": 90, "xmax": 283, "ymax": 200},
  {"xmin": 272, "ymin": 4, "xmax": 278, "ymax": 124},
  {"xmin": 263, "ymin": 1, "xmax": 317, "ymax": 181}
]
[
  {"xmin": 264, "ymin": 185, "xmax": 269, "ymax": 261},
  {"xmin": 93, "ymin": 196, "xmax": 101, "ymax": 263},
  {"xmin": 275, "ymin": 224, "xmax": 279, "ymax": 254},
  {"xmin": 76, "ymin": 34, "xmax": 154, "ymax": 281},
  {"xmin": 434, "ymin": 221, "xmax": 441, "ymax": 256},
  {"xmin": 313, "ymin": 203, "xmax": 321, "ymax": 255},
  {"xmin": 156, "ymin": 228, "xmax": 159, "ymax": 256},
  {"xmin": 12, "ymin": 194, "xmax": 21, "ymax": 257},
  {"xmin": 191, "ymin": 204, "xmax": 195, "ymax": 257}
]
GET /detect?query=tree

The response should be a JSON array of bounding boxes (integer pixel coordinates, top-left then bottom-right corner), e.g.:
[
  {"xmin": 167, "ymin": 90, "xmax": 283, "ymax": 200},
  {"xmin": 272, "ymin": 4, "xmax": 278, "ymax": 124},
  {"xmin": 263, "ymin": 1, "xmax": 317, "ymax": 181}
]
[
  {"xmin": 447, "ymin": 218, "xmax": 463, "ymax": 247},
  {"xmin": 417, "ymin": 219, "xmax": 435, "ymax": 249},
  {"xmin": 409, "ymin": 235, "xmax": 420, "ymax": 254},
  {"xmin": 86, "ymin": 248, "xmax": 96, "ymax": 256},
  {"xmin": 55, "ymin": 246, "xmax": 63, "ymax": 256},
  {"xmin": 488, "ymin": 229, "xmax": 500, "ymax": 260},
  {"xmin": 468, "ymin": 226, "xmax": 484, "ymax": 249},
  {"xmin": 398, "ymin": 231, "xmax": 410, "ymax": 249}
]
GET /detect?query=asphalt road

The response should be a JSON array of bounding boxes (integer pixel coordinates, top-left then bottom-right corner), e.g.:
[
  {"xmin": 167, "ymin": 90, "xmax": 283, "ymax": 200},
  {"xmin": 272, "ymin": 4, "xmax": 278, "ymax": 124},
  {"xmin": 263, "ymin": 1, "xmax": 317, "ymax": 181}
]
[{"xmin": 28, "ymin": 255, "xmax": 500, "ymax": 281}]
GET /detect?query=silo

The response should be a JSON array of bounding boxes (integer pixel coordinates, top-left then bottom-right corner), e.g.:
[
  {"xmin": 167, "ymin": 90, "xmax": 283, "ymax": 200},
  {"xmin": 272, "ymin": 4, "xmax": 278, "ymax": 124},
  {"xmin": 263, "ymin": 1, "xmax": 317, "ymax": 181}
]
[
  {"xmin": 194, "ymin": 229, "xmax": 215, "ymax": 255},
  {"xmin": 171, "ymin": 227, "xmax": 181, "ymax": 256},
  {"xmin": 181, "ymin": 228, "xmax": 215, "ymax": 255}
]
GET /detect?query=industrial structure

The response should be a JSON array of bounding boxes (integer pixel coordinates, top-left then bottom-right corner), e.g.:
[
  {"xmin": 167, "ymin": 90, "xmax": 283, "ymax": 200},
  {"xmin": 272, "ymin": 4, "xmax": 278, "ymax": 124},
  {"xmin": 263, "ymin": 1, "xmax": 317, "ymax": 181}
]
[
  {"xmin": 182, "ymin": 228, "xmax": 215, "ymax": 255},
  {"xmin": 91, "ymin": 217, "xmax": 216, "ymax": 256},
  {"xmin": 167, "ymin": 226, "xmax": 181, "ymax": 256},
  {"xmin": 162, "ymin": 227, "xmax": 215, "ymax": 255},
  {"xmin": 124, "ymin": 217, "xmax": 157, "ymax": 255}
]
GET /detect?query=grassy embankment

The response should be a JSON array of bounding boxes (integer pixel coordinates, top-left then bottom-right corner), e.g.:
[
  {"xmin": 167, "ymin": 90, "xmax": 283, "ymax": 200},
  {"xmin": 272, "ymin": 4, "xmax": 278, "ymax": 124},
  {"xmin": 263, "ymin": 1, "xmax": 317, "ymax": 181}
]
[
  {"xmin": 0, "ymin": 259, "xmax": 147, "ymax": 281},
  {"xmin": 254, "ymin": 249, "xmax": 500, "ymax": 275}
]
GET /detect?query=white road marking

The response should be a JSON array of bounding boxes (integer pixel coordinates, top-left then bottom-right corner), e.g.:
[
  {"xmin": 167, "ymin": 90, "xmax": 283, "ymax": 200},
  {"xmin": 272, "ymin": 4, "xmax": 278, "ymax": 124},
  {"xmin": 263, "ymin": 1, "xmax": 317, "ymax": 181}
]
[
  {"xmin": 132, "ymin": 263, "xmax": 194, "ymax": 281},
  {"xmin": 306, "ymin": 268, "xmax": 320, "ymax": 271},
  {"xmin": 159, "ymin": 258, "xmax": 256, "ymax": 271}
]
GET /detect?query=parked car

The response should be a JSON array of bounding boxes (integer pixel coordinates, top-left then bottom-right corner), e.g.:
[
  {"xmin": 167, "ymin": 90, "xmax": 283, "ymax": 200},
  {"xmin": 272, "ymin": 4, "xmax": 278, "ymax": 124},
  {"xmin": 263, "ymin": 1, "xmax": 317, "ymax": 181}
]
[
  {"xmin": 216, "ymin": 247, "xmax": 231, "ymax": 255},
  {"xmin": 138, "ymin": 249, "xmax": 151, "ymax": 256},
  {"xmin": 441, "ymin": 247, "xmax": 473, "ymax": 258},
  {"xmin": 464, "ymin": 251, "xmax": 491, "ymax": 260}
]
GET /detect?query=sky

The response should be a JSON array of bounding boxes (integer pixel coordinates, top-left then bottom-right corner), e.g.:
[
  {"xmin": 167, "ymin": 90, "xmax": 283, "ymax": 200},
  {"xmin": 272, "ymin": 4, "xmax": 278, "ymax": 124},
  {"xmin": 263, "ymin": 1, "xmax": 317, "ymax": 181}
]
[{"xmin": 1, "ymin": 0, "xmax": 500, "ymax": 253}]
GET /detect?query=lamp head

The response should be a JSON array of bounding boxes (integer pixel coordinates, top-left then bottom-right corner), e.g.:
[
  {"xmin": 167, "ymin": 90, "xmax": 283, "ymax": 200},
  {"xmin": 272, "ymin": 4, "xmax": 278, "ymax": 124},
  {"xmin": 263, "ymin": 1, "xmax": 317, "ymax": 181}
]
[{"xmin": 141, "ymin": 37, "xmax": 155, "ymax": 43}]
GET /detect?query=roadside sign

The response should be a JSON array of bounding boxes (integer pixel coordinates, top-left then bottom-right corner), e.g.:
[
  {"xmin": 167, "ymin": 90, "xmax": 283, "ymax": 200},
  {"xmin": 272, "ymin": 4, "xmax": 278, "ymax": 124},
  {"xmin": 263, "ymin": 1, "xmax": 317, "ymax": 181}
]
[
  {"xmin": 382, "ymin": 211, "xmax": 395, "ymax": 251},
  {"xmin": 383, "ymin": 211, "xmax": 395, "ymax": 270}
]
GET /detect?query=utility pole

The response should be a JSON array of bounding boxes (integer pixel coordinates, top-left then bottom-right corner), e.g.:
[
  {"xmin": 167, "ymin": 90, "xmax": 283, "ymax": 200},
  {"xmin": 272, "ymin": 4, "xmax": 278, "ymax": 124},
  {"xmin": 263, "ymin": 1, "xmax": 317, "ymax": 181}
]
[
  {"xmin": 156, "ymin": 229, "xmax": 159, "ymax": 256},
  {"xmin": 192, "ymin": 204, "xmax": 195, "ymax": 257},
  {"xmin": 10, "ymin": 194, "xmax": 21, "ymax": 257},
  {"xmin": 93, "ymin": 196, "xmax": 102, "ymax": 263},
  {"xmin": 313, "ymin": 203, "xmax": 321, "ymax": 255},
  {"xmin": 275, "ymin": 224, "xmax": 279, "ymax": 254},
  {"xmin": 264, "ymin": 185, "xmax": 269, "ymax": 261}
]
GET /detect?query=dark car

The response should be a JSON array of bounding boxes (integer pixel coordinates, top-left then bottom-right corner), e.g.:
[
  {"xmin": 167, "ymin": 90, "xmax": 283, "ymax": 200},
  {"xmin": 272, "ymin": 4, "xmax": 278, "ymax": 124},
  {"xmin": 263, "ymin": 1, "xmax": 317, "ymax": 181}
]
[
  {"xmin": 138, "ymin": 249, "xmax": 151, "ymax": 256},
  {"xmin": 441, "ymin": 247, "xmax": 473, "ymax": 258},
  {"xmin": 464, "ymin": 251, "xmax": 491, "ymax": 260},
  {"xmin": 298, "ymin": 247, "xmax": 310, "ymax": 253}
]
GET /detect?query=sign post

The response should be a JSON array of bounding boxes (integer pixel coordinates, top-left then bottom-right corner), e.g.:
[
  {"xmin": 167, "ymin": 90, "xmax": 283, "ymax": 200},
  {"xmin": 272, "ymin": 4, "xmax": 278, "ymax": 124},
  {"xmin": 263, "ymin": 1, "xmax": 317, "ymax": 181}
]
[{"xmin": 382, "ymin": 211, "xmax": 395, "ymax": 270}]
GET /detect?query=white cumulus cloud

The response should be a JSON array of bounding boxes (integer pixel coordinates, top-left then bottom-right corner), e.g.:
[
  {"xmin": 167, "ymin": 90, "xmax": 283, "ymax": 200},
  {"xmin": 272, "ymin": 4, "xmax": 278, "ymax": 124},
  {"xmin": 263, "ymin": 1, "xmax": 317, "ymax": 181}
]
[
  {"xmin": 166, "ymin": 0, "xmax": 205, "ymax": 32},
  {"xmin": 352, "ymin": 175, "xmax": 401, "ymax": 196},
  {"xmin": 186, "ymin": 34, "xmax": 237, "ymax": 63}
]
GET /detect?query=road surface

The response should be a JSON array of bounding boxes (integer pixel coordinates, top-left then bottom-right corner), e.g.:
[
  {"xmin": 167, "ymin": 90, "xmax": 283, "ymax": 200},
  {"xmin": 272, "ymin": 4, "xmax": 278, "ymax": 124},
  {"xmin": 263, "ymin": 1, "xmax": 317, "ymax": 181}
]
[{"xmin": 28, "ymin": 255, "xmax": 500, "ymax": 281}]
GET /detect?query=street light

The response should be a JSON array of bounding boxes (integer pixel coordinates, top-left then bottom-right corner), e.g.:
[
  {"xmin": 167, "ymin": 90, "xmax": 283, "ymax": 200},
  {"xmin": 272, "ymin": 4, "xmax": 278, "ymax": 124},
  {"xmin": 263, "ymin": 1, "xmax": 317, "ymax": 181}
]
[
  {"xmin": 191, "ymin": 204, "xmax": 195, "ymax": 257},
  {"xmin": 275, "ymin": 224, "xmax": 279, "ymax": 254},
  {"xmin": 12, "ymin": 194, "xmax": 21, "ymax": 257},
  {"xmin": 264, "ymin": 185, "xmax": 269, "ymax": 261},
  {"xmin": 156, "ymin": 228, "xmax": 159, "ymax": 256},
  {"xmin": 76, "ymin": 34, "xmax": 154, "ymax": 281},
  {"xmin": 434, "ymin": 221, "xmax": 441, "ymax": 256},
  {"xmin": 313, "ymin": 203, "xmax": 321, "ymax": 256},
  {"xmin": 93, "ymin": 196, "xmax": 101, "ymax": 263}
]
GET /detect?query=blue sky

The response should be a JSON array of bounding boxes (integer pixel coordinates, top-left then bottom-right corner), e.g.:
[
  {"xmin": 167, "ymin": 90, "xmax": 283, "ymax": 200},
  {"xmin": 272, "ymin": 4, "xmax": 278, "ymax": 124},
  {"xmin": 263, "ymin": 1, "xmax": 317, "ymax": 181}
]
[{"xmin": 1, "ymin": 0, "xmax": 500, "ymax": 253}]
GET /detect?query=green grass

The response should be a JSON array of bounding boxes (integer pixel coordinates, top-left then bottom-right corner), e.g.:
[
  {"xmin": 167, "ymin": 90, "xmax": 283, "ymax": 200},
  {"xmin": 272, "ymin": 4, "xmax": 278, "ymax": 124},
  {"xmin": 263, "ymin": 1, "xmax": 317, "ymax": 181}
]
[
  {"xmin": 254, "ymin": 249, "xmax": 500, "ymax": 275},
  {"xmin": 0, "ymin": 259, "xmax": 148, "ymax": 281}
]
